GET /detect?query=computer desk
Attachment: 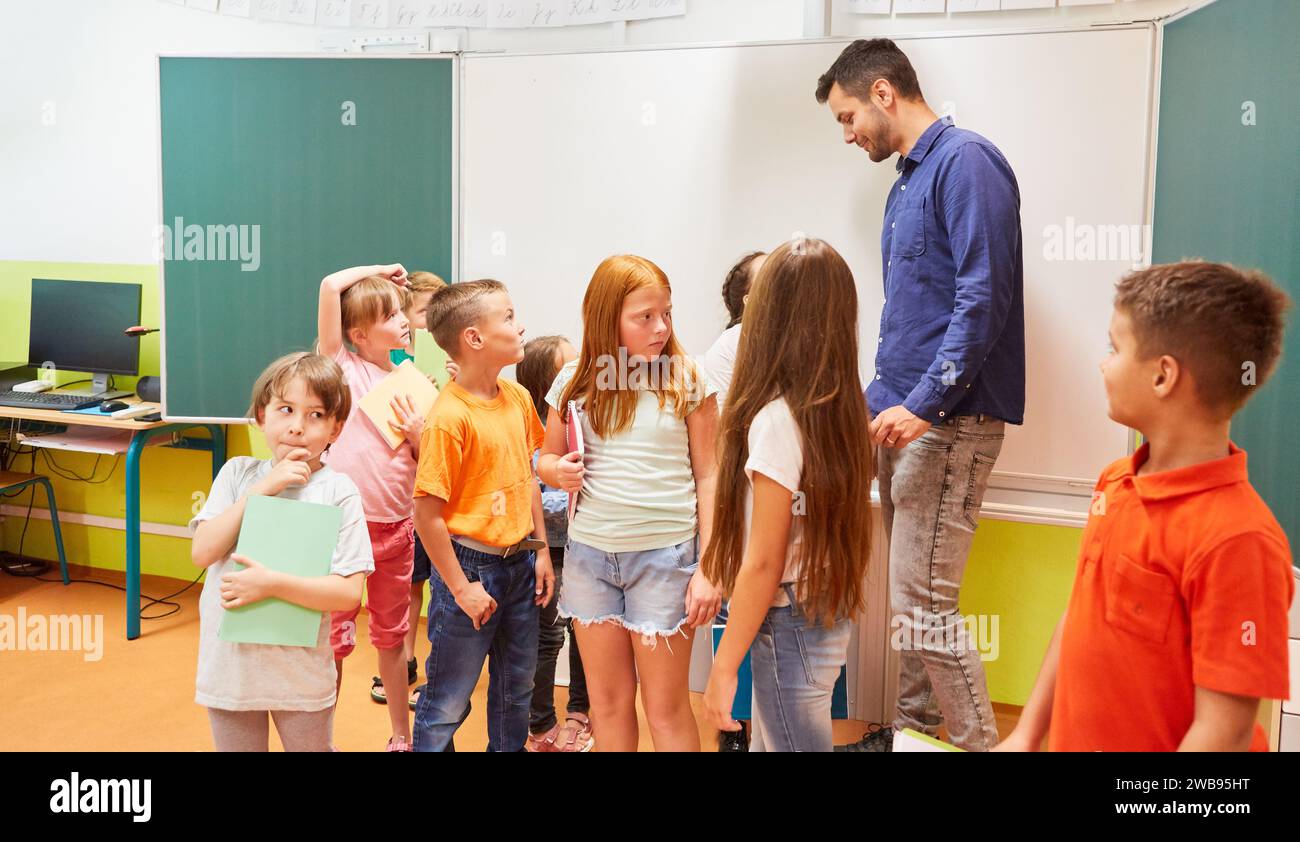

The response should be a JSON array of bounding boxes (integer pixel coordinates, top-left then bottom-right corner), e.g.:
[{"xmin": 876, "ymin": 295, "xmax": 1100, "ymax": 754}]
[{"xmin": 0, "ymin": 399, "xmax": 225, "ymax": 640}]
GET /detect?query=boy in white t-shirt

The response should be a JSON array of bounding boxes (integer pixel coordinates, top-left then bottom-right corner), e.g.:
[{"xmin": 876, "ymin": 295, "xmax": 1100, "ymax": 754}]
[{"xmin": 191, "ymin": 352, "xmax": 373, "ymax": 751}]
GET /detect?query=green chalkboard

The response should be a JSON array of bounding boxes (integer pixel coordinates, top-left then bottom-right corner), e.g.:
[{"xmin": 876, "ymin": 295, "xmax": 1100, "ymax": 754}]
[
  {"xmin": 159, "ymin": 56, "xmax": 454, "ymax": 420},
  {"xmin": 1151, "ymin": 0, "xmax": 1300, "ymax": 546}
]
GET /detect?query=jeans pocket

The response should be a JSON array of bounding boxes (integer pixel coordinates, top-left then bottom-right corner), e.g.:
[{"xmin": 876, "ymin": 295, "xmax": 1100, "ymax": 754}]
[
  {"xmin": 795, "ymin": 627, "xmax": 839, "ymax": 692},
  {"xmin": 910, "ymin": 424, "xmax": 956, "ymax": 453},
  {"xmin": 962, "ymin": 451, "xmax": 997, "ymax": 529},
  {"xmin": 458, "ymin": 554, "xmax": 482, "ymax": 585},
  {"xmin": 671, "ymin": 536, "xmax": 698, "ymax": 571}
]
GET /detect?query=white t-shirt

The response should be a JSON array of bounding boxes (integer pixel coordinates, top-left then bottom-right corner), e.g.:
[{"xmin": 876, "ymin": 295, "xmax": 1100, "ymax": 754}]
[
  {"xmin": 703, "ymin": 324, "xmax": 741, "ymax": 409},
  {"xmin": 190, "ymin": 457, "xmax": 374, "ymax": 712},
  {"xmin": 545, "ymin": 358, "xmax": 715, "ymax": 553},
  {"xmin": 743, "ymin": 398, "xmax": 805, "ymax": 607}
]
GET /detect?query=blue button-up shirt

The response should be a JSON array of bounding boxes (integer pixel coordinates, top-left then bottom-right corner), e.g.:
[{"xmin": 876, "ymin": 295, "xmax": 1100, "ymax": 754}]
[{"xmin": 868, "ymin": 117, "xmax": 1025, "ymax": 425}]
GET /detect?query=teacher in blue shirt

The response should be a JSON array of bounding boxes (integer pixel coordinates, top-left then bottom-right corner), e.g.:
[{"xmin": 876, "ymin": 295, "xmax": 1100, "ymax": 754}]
[{"xmin": 816, "ymin": 39, "xmax": 1025, "ymax": 753}]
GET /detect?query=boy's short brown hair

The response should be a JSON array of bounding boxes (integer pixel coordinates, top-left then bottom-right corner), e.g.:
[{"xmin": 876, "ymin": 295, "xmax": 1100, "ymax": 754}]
[
  {"xmin": 248, "ymin": 352, "xmax": 351, "ymax": 424},
  {"xmin": 424, "ymin": 279, "xmax": 506, "ymax": 358},
  {"xmin": 1115, "ymin": 260, "xmax": 1290, "ymax": 416}
]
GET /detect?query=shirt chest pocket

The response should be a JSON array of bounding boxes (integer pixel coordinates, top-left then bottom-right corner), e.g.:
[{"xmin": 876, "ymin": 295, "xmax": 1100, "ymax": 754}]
[
  {"xmin": 1105, "ymin": 554, "xmax": 1178, "ymax": 644},
  {"xmin": 890, "ymin": 197, "xmax": 928, "ymax": 260}
]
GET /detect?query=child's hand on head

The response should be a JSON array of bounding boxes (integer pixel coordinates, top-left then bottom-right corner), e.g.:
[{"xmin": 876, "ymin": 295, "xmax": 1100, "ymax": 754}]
[
  {"xmin": 445, "ymin": 360, "xmax": 459, "ymax": 381},
  {"xmin": 220, "ymin": 554, "xmax": 279, "ymax": 609},
  {"xmin": 388, "ymin": 393, "xmax": 424, "ymax": 447},
  {"xmin": 555, "ymin": 451, "xmax": 585, "ymax": 493},
  {"xmin": 379, "ymin": 264, "xmax": 407, "ymax": 286},
  {"xmin": 252, "ymin": 448, "xmax": 312, "ymax": 496}
]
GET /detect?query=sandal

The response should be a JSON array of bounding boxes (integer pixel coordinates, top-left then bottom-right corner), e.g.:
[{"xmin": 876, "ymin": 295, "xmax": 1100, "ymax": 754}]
[
  {"xmin": 555, "ymin": 713, "xmax": 594, "ymax": 752},
  {"xmin": 386, "ymin": 736, "xmax": 413, "ymax": 752},
  {"xmin": 409, "ymin": 684, "xmax": 423, "ymax": 711},
  {"xmin": 369, "ymin": 658, "xmax": 420, "ymax": 705},
  {"xmin": 525, "ymin": 723, "xmax": 562, "ymax": 752}
]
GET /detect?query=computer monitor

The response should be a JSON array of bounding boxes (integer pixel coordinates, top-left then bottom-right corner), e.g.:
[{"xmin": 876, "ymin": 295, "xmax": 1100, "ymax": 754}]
[{"xmin": 27, "ymin": 279, "xmax": 141, "ymax": 398}]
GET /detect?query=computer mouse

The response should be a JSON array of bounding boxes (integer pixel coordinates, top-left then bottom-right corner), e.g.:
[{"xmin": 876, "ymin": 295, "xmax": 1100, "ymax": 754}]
[{"xmin": 100, "ymin": 400, "xmax": 130, "ymax": 412}]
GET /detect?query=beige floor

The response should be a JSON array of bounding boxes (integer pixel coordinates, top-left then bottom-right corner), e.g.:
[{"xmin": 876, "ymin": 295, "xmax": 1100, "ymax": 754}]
[{"xmin": 0, "ymin": 563, "xmax": 1020, "ymax": 750}]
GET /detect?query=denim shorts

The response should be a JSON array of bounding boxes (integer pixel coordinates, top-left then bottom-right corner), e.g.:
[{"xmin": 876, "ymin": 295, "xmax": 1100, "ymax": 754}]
[{"xmin": 558, "ymin": 535, "xmax": 698, "ymax": 641}]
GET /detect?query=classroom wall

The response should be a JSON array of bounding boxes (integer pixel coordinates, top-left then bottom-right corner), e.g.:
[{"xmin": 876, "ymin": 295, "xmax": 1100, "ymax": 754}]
[
  {"xmin": 1, "ymin": 0, "xmax": 1185, "ymax": 705},
  {"xmin": 830, "ymin": 0, "xmax": 1195, "ymax": 35},
  {"xmin": 0, "ymin": 0, "xmax": 807, "ymax": 269},
  {"xmin": 0, "ymin": 0, "xmax": 814, "ymax": 572}
]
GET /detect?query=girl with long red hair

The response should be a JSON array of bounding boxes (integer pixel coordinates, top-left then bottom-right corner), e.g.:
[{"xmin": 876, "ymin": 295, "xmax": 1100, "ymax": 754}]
[{"xmin": 538, "ymin": 254, "xmax": 722, "ymax": 752}]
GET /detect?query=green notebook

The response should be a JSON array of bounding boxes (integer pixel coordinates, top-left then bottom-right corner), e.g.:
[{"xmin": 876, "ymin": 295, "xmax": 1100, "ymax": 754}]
[{"xmin": 218, "ymin": 494, "xmax": 343, "ymax": 647}]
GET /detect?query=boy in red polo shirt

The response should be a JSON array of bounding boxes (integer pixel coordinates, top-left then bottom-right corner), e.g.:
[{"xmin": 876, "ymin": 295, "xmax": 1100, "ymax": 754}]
[{"xmin": 998, "ymin": 261, "xmax": 1294, "ymax": 752}]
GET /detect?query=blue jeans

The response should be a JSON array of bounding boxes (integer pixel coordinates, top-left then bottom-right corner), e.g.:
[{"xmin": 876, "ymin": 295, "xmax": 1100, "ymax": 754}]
[
  {"xmin": 749, "ymin": 586, "xmax": 851, "ymax": 753},
  {"xmin": 413, "ymin": 543, "xmax": 539, "ymax": 752}
]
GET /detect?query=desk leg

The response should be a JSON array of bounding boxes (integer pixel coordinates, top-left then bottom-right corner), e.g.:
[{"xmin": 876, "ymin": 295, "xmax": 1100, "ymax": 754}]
[
  {"xmin": 124, "ymin": 424, "xmax": 225, "ymax": 641},
  {"xmin": 207, "ymin": 424, "xmax": 226, "ymax": 479},
  {"xmin": 125, "ymin": 432, "xmax": 148, "ymax": 641}
]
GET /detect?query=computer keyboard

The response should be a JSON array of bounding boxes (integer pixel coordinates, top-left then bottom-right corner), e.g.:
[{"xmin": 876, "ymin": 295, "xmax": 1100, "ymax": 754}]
[{"xmin": 0, "ymin": 391, "xmax": 103, "ymax": 410}]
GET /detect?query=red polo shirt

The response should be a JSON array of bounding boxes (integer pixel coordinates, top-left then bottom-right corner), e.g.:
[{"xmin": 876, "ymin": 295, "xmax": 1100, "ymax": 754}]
[{"xmin": 1051, "ymin": 442, "xmax": 1293, "ymax": 751}]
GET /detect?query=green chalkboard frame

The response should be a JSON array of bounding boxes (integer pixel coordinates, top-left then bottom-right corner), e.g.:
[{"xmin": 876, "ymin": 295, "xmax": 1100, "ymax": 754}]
[{"xmin": 158, "ymin": 55, "xmax": 455, "ymax": 422}]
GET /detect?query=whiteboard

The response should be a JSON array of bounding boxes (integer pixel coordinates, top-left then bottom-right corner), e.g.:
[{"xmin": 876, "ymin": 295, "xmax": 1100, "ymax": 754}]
[{"xmin": 462, "ymin": 27, "xmax": 1157, "ymax": 524}]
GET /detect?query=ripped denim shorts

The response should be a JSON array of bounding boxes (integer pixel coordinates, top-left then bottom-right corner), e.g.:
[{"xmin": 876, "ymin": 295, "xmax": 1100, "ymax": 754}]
[{"xmin": 557, "ymin": 535, "xmax": 698, "ymax": 647}]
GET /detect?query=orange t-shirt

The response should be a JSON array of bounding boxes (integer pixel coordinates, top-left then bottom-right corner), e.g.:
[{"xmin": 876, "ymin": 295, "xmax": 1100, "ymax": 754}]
[
  {"xmin": 414, "ymin": 378, "xmax": 546, "ymax": 548},
  {"xmin": 1051, "ymin": 442, "xmax": 1294, "ymax": 752}
]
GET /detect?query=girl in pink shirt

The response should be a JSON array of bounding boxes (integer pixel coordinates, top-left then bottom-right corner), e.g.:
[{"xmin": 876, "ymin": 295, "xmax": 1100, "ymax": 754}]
[{"xmin": 317, "ymin": 263, "xmax": 426, "ymax": 752}]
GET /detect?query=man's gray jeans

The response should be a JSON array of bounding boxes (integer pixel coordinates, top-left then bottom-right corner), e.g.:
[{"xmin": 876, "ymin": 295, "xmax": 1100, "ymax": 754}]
[{"xmin": 877, "ymin": 414, "xmax": 1004, "ymax": 751}]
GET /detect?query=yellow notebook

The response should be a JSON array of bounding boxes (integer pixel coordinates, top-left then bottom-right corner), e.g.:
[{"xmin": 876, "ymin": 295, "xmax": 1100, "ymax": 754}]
[{"xmin": 357, "ymin": 360, "xmax": 439, "ymax": 449}]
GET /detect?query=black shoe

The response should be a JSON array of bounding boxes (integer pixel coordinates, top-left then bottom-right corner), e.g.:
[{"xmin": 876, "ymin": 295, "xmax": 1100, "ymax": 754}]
[
  {"xmin": 718, "ymin": 721, "xmax": 750, "ymax": 752},
  {"xmin": 835, "ymin": 724, "xmax": 893, "ymax": 752},
  {"xmin": 407, "ymin": 657, "xmax": 418, "ymax": 686}
]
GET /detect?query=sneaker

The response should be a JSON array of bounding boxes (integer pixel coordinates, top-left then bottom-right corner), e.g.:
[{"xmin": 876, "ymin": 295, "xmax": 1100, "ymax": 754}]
[
  {"xmin": 835, "ymin": 723, "xmax": 893, "ymax": 752},
  {"xmin": 718, "ymin": 720, "xmax": 749, "ymax": 752},
  {"xmin": 385, "ymin": 736, "xmax": 413, "ymax": 752}
]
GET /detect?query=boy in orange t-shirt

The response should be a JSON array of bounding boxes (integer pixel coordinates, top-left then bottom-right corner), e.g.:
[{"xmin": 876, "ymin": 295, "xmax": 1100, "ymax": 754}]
[
  {"xmin": 410, "ymin": 279, "xmax": 555, "ymax": 752},
  {"xmin": 998, "ymin": 261, "xmax": 1294, "ymax": 752}
]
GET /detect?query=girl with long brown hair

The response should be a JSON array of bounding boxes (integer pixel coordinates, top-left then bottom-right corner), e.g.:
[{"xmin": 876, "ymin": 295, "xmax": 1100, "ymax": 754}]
[
  {"xmin": 701, "ymin": 238, "xmax": 874, "ymax": 752},
  {"xmin": 537, "ymin": 254, "xmax": 722, "ymax": 752}
]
